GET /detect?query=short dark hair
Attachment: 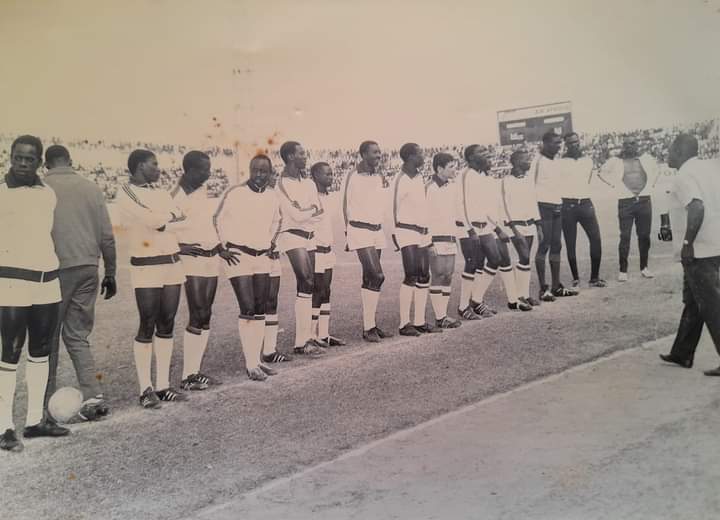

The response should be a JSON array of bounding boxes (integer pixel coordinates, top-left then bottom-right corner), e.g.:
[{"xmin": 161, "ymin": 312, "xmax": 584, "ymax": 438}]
[
  {"xmin": 182, "ymin": 150, "xmax": 210, "ymax": 172},
  {"xmin": 399, "ymin": 143, "xmax": 419, "ymax": 162},
  {"xmin": 310, "ymin": 161, "xmax": 330, "ymax": 177},
  {"xmin": 279, "ymin": 141, "xmax": 300, "ymax": 164},
  {"xmin": 11, "ymin": 135, "xmax": 43, "ymax": 161},
  {"xmin": 510, "ymin": 149, "xmax": 529, "ymax": 166},
  {"xmin": 45, "ymin": 144, "xmax": 71, "ymax": 166},
  {"xmin": 542, "ymin": 131, "xmax": 560, "ymax": 143},
  {"xmin": 463, "ymin": 144, "xmax": 480, "ymax": 163},
  {"xmin": 563, "ymin": 132, "xmax": 579, "ymax": 141},
  {"xmin": 359, "ymin": 140, "xmax": 379, "ymax": 157},
  {"xmin": 432, "ymin": 153, "xmax": 455, "ymax": 173},
  {"xmin": 673, "ymin": 133, "xmax": 699, "ymax": 158},
  {"xmin": 127, "ymin": 149, "xmax": 156, "ymax": 174},
  {"xmin": 250, "ymin": 154, "xmax": 272, "ymax": 169}
]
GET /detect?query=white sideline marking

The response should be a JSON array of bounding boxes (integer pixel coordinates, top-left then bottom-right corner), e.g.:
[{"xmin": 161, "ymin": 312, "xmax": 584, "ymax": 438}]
[{"xmin": 190, "ymin": 334, "xmax": 673, "ymax": 519}]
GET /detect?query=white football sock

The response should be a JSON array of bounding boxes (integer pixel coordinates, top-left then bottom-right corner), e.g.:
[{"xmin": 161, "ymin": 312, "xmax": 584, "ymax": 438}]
[
  {"xmin": 25, "ymin": 355, "xmax": 49, "ymax": 427},
  {"xmin": 413, "ymin": 283, "xmax": 429, "ymax": 326},
  {"xmin": 238, "ymin": 318, "xmax": 257, "ymax": 369},
  {"xmin": 515, "ymin": 263, "xmax": 532, "ymax": 298},
  {"xmin": 0, "ymin": 362, "xmax": 17, "ymax": 431},
  {"xmin": 499, "ymin": 266, "xmax": 519, "ymax": 304},
  {"xmin": 442, "ymin": 287, "xmax": 451, "ymax": 316},
  {"xmin": 473, "ymin": 268, "xmax": 494, "ymax": 302},
  {"xmin": 361, "ymin": 288, "xmax": 379, "ymax": 331},
  {"xmin": 319, "ymin": 303, "xmax": 330, "ymax": 339},
  {"xmin": 250, "ymin": 317, "xmax": 265, "ymax": 368},
  {"xmin": 182, "ymin": 329, "xmax": 203, "ymax": 379},
  {"xmin": 133, "ymin": 340, "xmax": 153, "ymax": 393},
  {"xmin": 460, "ymin": 273, "xmax": 474, "ymax": 309},
  {"xmin": 311, "ymin": 306, "xmax": 320, "ymax": 338},
  {"xmin": 294, "ymin": 293, "xmax": 313, "ymax": 347},
  {"xmin": 153, "ymin": 336, "xmax": 174, "ymax": 391},
  {"xmin": 399, "ymin": 283, "xmax": 414, "ymax": 326},
  {"xmin": 430, "ymin": 286, "xmax": 445, "ymax": 320},
  {"xmin": 263, "ymin": 314, "xmax": 279, "ymax": 355}
]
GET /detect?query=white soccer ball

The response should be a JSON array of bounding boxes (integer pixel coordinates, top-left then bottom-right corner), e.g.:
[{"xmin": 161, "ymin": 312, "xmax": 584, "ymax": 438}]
[{"xmin": 48, "ymin": 386, "xmax": 83, "ymax": 423}]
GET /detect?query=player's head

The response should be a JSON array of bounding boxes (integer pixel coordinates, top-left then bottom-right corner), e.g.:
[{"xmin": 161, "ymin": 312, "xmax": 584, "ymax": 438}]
[
  {"xmin": 465, "ymin": 144, "xmax": 491, "ymax": 172},
  {"xmin": 359, "ymin": 140, "xmax": 381, "ymax": 168},
  {"xmin": 622, "ymin": 136, "xmax": 639, "ymax": 158},
  {"xmin": 45, "ymin": 144, "xmax": 72, "ymax": 169},
  {"xmin": 432, "ymin": 152, "xmax": 457, "ymax": 180},
  {"xmin": 182, "ymin": 150, "xmax": 211, "ymax": 189},
  {"xmin": 668, "ymin": 133, "xmax": 699, "ymax": 170},
  {"xmin": 310, "ymin": 161, "xmax": 333, "ymax": 191},
  {"xmin": 127, "ymin": 149, "xmax": 159, "ymax": 183},
  {"xmin": 280, "ymin": 141, "xmax": 307, "ymax": 170},
  {"xmin": 249, "ymin": 154, "xmax": 273, "ymax": 190},
  {"xmin": 563, "ymin": 132, "xmax": 581, "ymax": 158},
  {"xmin": 400, "ymin": 143, "xmax": 424, "ymax": 169},
  {"xmin": 542, "ymin": 131, "xmax": 562, "ymax": 157},
  {"xmin": 510, "ymin": 149, "xmax": 531, "ymax": 175},
  {"xmin": 10, "ymin": 135, "xmax": 43, "ymax": 180}
]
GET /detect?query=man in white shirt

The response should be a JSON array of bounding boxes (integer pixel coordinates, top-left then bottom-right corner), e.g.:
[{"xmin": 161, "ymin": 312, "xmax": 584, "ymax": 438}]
[
  {"xmin": 599, "ymin": 136, "xmax": 661, "ymax": 281},
  {"xmin": 560, "ymin": 133, "xmax": 605, "ymax": 288},
  {"xmin": 658, "ymin": 134, "xmax": 720, "ymax": 374},
  {"xmin": 343, "ymin": 141, "xmax": 394, "ymax": 343},
  {"xmin": 393, "ymin": 143, "xmax": 441, "ymax": 336},
  {"xmin": 213, "ymin": 155, "xmax": 280, "ymax": 381},
  {"xmin": 309, "ymin": 162, "xmax": 346, "ymax": 346},
  {"xmin": 276, "ymin": 141, "xmax": 326, "ymax": 356},
  {"xmin": 116, "ymin": 149, "xmax": 190, "ymax": 407},
  {"xmin": 1, "ymin": 135, "xmax": 68, "ymax": 451}
]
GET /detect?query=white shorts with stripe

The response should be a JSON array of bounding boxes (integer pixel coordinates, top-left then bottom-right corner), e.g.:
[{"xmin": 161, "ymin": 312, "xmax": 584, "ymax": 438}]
[
  {"xmin": 346, "ymin": 225, "xmax": 386, "ymax": 251},
  {"xmin": 507, "ymin": 222, "xmax": 537, "ymax": 238},
  {"xmin": 223, "ymin": 252, "xmax": 270, "ymax": 279},
  {"xmin": 314, "ymin": 250, "xmax": 337, "ymax": 273},
  {"xmin": 180, "ymin": 254, "xmax": 220, "ymax": 278},
  {"xmin": 276, "ymin": 231, "xmax": 316, "ymax": 254},
  {"xmin": 130, "ymin": 262, "xmax": 186, "ymax": 289},
  {"xmin": 394, "ymin": 228, "xmax": 432, "ymax": 249},
  {"xmin": 0, "ymin": 277, "xmax": 61, "ymax": 306}
]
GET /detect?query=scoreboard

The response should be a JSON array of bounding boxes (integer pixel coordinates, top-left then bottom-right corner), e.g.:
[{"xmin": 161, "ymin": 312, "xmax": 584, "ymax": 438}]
[{"xmin": 497, "ymin": 101, "xmax": 573, "ymax": 146}]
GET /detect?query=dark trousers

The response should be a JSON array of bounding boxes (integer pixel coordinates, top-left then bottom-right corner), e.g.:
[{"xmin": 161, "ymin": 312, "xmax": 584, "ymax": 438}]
[
  {"xmin": 45, "ymin": 265, "xmax": 102, "ymax": 406},
  {"xmin": 669, "ymin": 257, "xmax": 720, "ymax": 363},
  {"xmin": 618, "ymin": 196, "xmax": 652, "ymax": 272},
  {"xmin": 535, "ymin": 202, "xmax": 563, "ymax": 289},
  {"xmin": 562, "ymin": 199, "xmax": 602, "ymax": 281}
]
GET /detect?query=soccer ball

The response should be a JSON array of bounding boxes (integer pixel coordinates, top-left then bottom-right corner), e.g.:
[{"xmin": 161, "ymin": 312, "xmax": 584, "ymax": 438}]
[{"xmin": 48, "ymin": 387, "xmax": 83, "ymax": 423}]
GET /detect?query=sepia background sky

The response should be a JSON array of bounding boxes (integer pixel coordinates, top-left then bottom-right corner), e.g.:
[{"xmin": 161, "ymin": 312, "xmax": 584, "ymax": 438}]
[{"xmin": 1, "ymin": 0, "xmax": 719, "ymax": 150}]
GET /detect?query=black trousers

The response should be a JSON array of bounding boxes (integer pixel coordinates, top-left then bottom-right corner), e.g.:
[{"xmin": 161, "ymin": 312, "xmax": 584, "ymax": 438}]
[
  {"xmin": 669, "ymin": 256, "xmax": 720, "ymax": 363},
  {"xmin": 562, "ymin": 199, "xmax": 602, "ymax": 281},
  {"xmin": 618, "ymin": 196, "xmax": 652, "ymax": 272}
]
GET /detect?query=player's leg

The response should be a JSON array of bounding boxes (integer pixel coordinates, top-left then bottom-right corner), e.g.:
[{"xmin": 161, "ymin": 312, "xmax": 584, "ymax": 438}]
[
  {"xmin": 497, "ymin": 238, "xmax": 530, "ymax": 311},
  {"xmin": 430, "ymin": 247, "xmax": 460, "ymax": 328},
  {"xmin": 357, "ymin": 246, "xmax": 387, "ymax": 342},
  {"xmin": 286, "ymin": 248, "xmax": 321, "ymax": 353},
  {"xmin": 182, "ymin": 276, "xmax": 219, "ymax": 390},
  {"xmin": 318, "ymin": 268, "xmax": 344, "ymax": 345},
  {"xmin": 43, "ymin": 270, "xmax": 74, "ymax": 417},
  {"xmin": 252, "ymin": 272, "xmax": 276, "ymax": 377},
  {"xmin": 399, "ymin": 245, "xmax": 421, "ymax": 336},
  {"xmin": 457, "ymin": 237, "xmax": 479, "ymax": 319},
  {"xmin": 578, "ymin": 201, "xmax": 605, "ymax": 286},
  {"xmin": 548, "ymin": 207, "xmax": 569, "ymax": 294},
  {"xmin": 134, "ymin": 287, "xmax": 163, "ymax": 408},
  {"xmin": 262, "ymin": 266, "xmax": 290, "ymax": 363},
  {"xmin": 230, "ymin": 275, "xmax": 266, "ymax": 380},
  {"xmin": 24, "ymin": 302, "xmax": 69, "ymax": 437},
  {"xmin": 0, "ymin": 306, "xmax": 29, "ymax": 451},
  {"xmin": 637, "ymin": 198, "xmax": 653, "ymax": 276},
  {"xmin": 154, "ymin": 284, "xmax": 186, "ymax": 401},
  {"xmin": 471, "ymin": 234, "xmax": 499, "ymax": 316},
  {"xmin": 413, "ymin": 246, "xmax": 439, "ymax": 332},
  {"xmin": 312, "ymin": 270, "xmax": 323, "ymax": 340},
  {"xmin": 512, "ymin": 234, "xmax": 537, "ymax": 306},
  {"xmin": 561, "ymin": 203, "xmax": 581, "ymax": 286},
  {"xmin": 535, "ymin": 204, "xmax": 554, "ymax": 299},
  {"xmin": 617, "ymin": 199, "xmax": 634, "ymax": 280}
]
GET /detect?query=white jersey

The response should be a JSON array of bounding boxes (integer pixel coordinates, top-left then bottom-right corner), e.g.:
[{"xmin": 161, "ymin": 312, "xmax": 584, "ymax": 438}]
[
  {"xmin": 426, "ymin": 175, "xmax": 460, "ymax": 238},
  {"xmin": 315, "ymin": 191, "xmax": 340, "ymax": 248},
  {"xmin": 559, "ymin": 156, "xmax": 594, "ymax": 199},
  {"xmin": 343, "ymin": 170, "xmax": 387, "ymax": 228},
  {"xmin": 501, "ymin": 173, "xmax": 541, "ymax": 224},
  {"xmin": 115, "ymin": 183, "xmax": 185, "ymax": 259},
  {"xmin": 532, "ymin": 154, "xmax": 564, "ymax": 204},
  {"xmin": 460, "ymin": 168, "xmax": 503, "ymax": 228},
  {"xmin": 213, "ymin": 182, "xmax": 280, "ymax": 251},
  {"xmin": 392, "ymin": 171, "xmax": 428, "ymax": 232},
  {"xmin": 276, "ymin": 175, "xmax": 322, "ymax": 233},
  {"xmin": 0, "ymin": 180, "xmax": 59, "ymax": 272},
  {"xmin": 170, "ymin": 183, "xmax": 221, "ymax": 249}
]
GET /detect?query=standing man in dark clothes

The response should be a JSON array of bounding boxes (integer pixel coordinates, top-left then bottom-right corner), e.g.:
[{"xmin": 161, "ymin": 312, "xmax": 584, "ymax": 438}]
[{"xmin": 43, "ymin": 145, "xmax": 117, "ymax": 422}]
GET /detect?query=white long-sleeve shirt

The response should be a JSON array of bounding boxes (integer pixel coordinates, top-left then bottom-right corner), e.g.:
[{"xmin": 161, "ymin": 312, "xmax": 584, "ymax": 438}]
[
  {"xmin": 0, "ymin": 179, "xmax": 59, "ymax": 272},
  {"xmin": 276, "ymin": 175, "xmax": 322, "ymax": 233},
  {"xmin": 315, "ymin": 191, "xmax": 340, "ymax": 248},
  {"xmin": 532, "ymin": 154, "xmax": 564, "ymax": 204},
  {"xmin": 460, "ymin": 168, "xmax": 503, "ymax": 227},
  {"xmin": 213, "ymin": 182, "xmax": 280, "ymax": 251},
  {"xmin": 343, "ymin": 170, "xmax": 387, "ymax": 228},
  {"xmin": 392, "ymin": 171, "xmax": 428, "ymax": 231},
  {"xmin": 559, "ymin": 156, "xmax": 594, "ymax": 199},
  {"xmin": 426, "ymin": 175, "xmax": 460, "ymax": 238},
  {"xmin": 501, "ymin": 173, "xmax": 541, "ymax": 224},
  {"xmin": 170, "ymin": 183, "xmax": 221, "ymax": 249},
  {"xmin": 115, "ymin": 183, "xmax": 185, "ymax": 259}
]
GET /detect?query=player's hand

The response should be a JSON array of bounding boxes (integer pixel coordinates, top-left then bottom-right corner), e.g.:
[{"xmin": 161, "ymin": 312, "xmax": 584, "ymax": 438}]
[
  {"xmin": 681, "ymin": 242, "xmax": 695, "ymax": 265},
  {"xmin": 100, "ymin": 275, "xmax": 117, "ymax": 300},
  {"xmin": 658, "ymin": 226, "xmax": 673, "ymax": 242},
  {"xmin": 179, "ymin": 243, "xmax": 205, "ymax": 257},
  {"xmin": 495, "ymin": 228, "xmax": 510, "ymax": 243},
  {"xmin": 219, "ymin": 248, "xmax": 241, "ymax": 266},
  {"xmin": 467, "ymin": 228, "xmax": 478, "ymax": 239}
]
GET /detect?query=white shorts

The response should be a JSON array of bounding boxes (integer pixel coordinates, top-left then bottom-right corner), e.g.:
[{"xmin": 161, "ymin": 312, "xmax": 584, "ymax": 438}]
[
  {"xmin": 394, "ymin": 228, "xmax": 432, "ymax": 249},
  {"xmin": 430, "ymin": 241, "xmax": 458, "ymax": 256},
  {"xmin": 269, "ymin": 255, "xmax": 282, "ymax": 278},
  {"xmin": 346, "ymin": 225, "xmax": 386, "ymax": 251},
  {"xmin": 315, "ymin": 250, "xmax": 337, "ymax": 273},
  {"xmin": 509, "ymin": 223, "xmax": 537, "ymax": 238},
  {"xmin": 180, "ymin": 254, "xmax": 220, "ymax": 278},
  {"xmin": 0, "ymin": 276, "xmax": 61, "ymax": 307},
  {"xmin": 223, "ymin": 252, "xmax": 270, "ymax": 279},
  {"xmin": 130, "ymin": 261, "xmax": 186, "ymax": 289},
  {"xmin": 276, "ymin": 230, "xmax": 316, "ymax": 253}
]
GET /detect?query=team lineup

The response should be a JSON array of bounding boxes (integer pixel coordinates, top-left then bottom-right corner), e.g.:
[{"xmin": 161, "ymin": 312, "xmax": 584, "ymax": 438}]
[{"xmin": 1, "ymin": 130, "xmax": 670, "ymax": 451}]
